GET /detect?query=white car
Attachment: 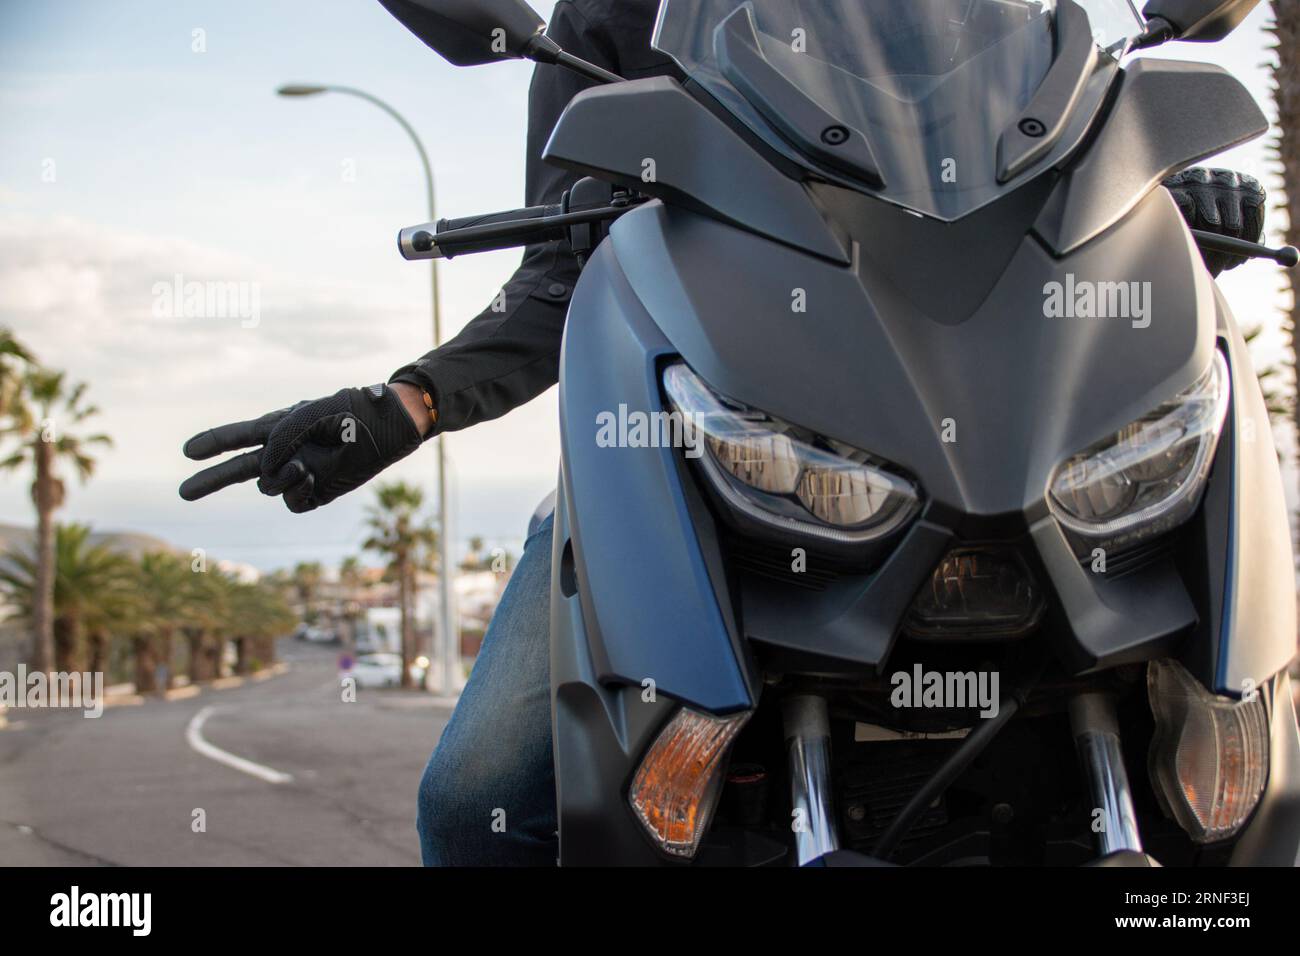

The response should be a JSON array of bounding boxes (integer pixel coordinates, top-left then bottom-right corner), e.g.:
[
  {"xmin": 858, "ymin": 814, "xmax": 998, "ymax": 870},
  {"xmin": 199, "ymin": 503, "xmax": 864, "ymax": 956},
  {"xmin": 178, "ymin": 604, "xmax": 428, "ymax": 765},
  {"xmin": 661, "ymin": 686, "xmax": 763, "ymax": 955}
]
[
  {"xmin": 349, "ymin": 653, "xmax": 426, "ymax": 689},
  {"xmin": 304, "ymin": 625, "xmax": 338, "ymax": 644}
]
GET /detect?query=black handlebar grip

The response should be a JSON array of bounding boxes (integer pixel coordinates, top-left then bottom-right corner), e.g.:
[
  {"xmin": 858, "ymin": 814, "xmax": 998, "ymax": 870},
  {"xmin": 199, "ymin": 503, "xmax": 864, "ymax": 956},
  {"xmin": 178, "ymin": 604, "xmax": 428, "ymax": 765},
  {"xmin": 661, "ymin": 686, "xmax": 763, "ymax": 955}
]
[
  {"xmin": 437, "ymin": 204, "xmax": 560, "ymax": 234},
  {"xmin": 433, "ymin": 220, "xmax": 568, "ymax": 259}
]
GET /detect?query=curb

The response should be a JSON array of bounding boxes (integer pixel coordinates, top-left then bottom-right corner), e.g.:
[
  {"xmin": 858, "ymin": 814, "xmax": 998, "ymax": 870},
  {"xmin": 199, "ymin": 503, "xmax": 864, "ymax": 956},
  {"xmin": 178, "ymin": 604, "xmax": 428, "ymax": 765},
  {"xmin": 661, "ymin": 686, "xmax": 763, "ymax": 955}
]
[
  {"xmin": 250, "ymin": 662, "xmax": 291, "ymax": 682},
  {"xmin": 103, "ymin": 663, "xmax": 291, "ymax": 705},
  {"xmin": 374, "ymin": 695, "xmax": 462, "ymax": 710},
  {"xmin": 104, "ymin": 693, "xmax": 145, "ymax": 709}
]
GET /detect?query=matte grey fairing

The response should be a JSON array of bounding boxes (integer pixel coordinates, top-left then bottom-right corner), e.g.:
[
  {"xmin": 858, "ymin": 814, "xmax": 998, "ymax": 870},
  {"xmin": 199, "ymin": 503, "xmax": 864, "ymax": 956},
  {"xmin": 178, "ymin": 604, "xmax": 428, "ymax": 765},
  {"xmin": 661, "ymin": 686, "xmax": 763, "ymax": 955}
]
[
  {"xmin": 616, "ymin": 189, "xmax": 1213, "ymax": 523},
  {"xmin": 551, "ymin": 236, "xmax": 755, "ymax": 713},
  {"xmin": 544, "ymin": 45, "xmax": 1288, "ymax": 691},
  {"xmin": 541, "ymin": 25, "xmax": 1294, "ymax": 864},
  {"xmin": 548, "ymin": 471, "xmax": 682, "ymax": 864},
  {"xmin": 602, "ymin": 185, "xmax": 1214, "ymax": 673},
  {"xmin": 1212, "ymin": 287, "xmax": 1297, "ymax": 693},
  {"xmin": 547, "ymin": 180, "xmax": 1289, "ymax": 695},
  {"xmin": 546, "ymin": 183, "xmax": 1297, "ymax": 864}
]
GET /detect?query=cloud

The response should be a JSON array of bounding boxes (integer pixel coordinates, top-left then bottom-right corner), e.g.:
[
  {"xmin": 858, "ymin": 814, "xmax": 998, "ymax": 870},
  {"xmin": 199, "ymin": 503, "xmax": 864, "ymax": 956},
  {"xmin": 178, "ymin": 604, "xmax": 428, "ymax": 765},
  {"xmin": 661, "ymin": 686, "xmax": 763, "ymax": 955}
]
[
  {"xmin": 0, "ymin": 213, "xmax": 418, "ymax": 367},
  {"xmin": 0, "ymin": 214, "xmax": 442, "ymax": 488}
]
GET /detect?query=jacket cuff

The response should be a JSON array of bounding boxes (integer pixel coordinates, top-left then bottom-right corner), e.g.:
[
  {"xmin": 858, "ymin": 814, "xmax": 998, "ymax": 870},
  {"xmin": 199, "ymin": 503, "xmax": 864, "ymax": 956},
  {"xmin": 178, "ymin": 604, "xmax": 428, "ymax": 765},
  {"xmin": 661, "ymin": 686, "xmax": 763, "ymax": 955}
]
[{"xmin": 388, "ymin": 366, "xmax": 442, "ymax": 440}]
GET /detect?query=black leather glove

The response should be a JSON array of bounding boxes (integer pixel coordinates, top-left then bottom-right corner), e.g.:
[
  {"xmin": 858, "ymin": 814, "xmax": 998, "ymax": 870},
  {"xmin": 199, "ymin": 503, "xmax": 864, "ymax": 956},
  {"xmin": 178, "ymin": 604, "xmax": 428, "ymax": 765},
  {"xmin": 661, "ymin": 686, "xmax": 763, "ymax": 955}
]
[
  {"xmin": 1163, "ymin": 167, "xmax": 1266, "ymax": 277},
  {"xmin": 180, "ymin": 385, "xmax": 423, "ymax": 513}
]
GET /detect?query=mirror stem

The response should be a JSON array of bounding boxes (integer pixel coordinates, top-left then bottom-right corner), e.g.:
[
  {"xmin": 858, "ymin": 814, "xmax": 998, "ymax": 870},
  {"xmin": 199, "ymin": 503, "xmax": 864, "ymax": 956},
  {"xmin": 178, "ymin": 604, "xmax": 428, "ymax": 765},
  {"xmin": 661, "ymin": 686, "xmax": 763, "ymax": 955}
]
[
  {"xmin": 1131, "ymin": 16, "xmax": 1175, "ymax": 48},
  {"xmin": 555, "ymin": 51, "xmax": 624, "ymax": 84},
  {"xmin": 525, "ymin": 33, "xmax": 624, "ymax": 84}
]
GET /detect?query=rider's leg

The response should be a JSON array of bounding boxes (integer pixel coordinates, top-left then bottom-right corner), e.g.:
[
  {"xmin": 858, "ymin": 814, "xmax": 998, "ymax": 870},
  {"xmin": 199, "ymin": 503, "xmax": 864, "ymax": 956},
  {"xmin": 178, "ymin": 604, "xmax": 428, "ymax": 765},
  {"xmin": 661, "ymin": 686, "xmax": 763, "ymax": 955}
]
[{"xmin": 416, "ymin": 513, "xmax": 556, "ymax": 866}]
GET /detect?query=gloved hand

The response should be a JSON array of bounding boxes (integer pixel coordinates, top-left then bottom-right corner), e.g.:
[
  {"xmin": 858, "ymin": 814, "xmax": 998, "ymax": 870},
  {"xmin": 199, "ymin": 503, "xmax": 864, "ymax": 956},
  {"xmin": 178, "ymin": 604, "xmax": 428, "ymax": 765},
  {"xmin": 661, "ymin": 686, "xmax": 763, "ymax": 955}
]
[
  {"xmin": 1162, "ymin": 167, "xmax": 1266, "ymax": 277},
  {"xmin": 180, "ymin": 384, "xmax": 427, "ymax": 512}
]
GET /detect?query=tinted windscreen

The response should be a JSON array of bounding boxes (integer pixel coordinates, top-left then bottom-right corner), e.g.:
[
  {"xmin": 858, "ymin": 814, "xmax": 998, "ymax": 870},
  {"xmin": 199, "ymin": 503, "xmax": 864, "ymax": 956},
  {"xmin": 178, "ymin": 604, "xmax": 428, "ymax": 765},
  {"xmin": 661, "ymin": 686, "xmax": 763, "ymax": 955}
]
[{"xmin": 654, "ymin": 0, "xmax": 1143, "ymax": 220}]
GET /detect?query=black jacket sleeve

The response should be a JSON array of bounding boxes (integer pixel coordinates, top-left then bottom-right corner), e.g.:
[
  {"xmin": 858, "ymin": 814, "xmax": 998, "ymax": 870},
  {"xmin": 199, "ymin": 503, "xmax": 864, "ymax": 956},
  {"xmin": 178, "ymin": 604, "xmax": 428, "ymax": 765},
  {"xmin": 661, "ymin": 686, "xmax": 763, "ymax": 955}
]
[{"xmin": 388, "ymin": 0, "xmax": 623, "ymax": 436}]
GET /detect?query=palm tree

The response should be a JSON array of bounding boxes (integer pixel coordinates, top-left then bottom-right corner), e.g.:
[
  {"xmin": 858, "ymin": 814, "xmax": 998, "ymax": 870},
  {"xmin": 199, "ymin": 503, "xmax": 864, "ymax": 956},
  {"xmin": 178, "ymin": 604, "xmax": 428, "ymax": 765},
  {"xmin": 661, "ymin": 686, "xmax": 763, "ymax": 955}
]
[
  {"xmin": 226, "ymin": 580, "xmax": 294, "ymax": 675},
  {"xmin": 182, "ymin": 569, "xmax": 234, "ymax": 683},
  {"xmin": 291, "ymin": 561, "xmax": 324, "ymax": 621},
  {"xmin": 131, "ymin": 552, "xmax": 190, "ymax": 693},
  {"xmin": 459, "ymin": 535, "xmax": 515, "ymax": 573},
  {"xmin": 364, "ymin": 482, "xmax": 437, "ymax": 689},
  {"xmin": 1267, "ymin": 4, "xmax": 1299, "ymax": 465},
  {"xmin": 0, "ymin": 524, "xmax": 133, "ymax": 674},
  {"xmin": 83, "ymin": 565, "xmax": 141, "ymax": 681},
  {"xmin": 337, "ymin": 555, "xmax": 367, "ymax": 646},
  {"xmin": 339, "ymin": 555, "xmax": 363, "ymax": 590},
  {"xmin": 0, "ymin": 329, "xmax": 34, "ymax": 419},
  {"xmin": 263, "ymin": 567, "xmax": 295, "ymax": 606},
  {"xmin": 461, "ymin": 535, "xmax": 486, "ymax": 571},
  {"xmin": 0, "ymin": 368, "xmax": 111, "ymax": 673}
]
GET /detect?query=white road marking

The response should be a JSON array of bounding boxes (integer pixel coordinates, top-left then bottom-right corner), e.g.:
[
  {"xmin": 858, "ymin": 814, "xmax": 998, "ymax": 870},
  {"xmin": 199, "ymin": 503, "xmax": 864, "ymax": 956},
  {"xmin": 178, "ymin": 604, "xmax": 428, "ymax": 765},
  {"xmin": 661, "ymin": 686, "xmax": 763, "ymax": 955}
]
[{"xmin": 185, "ymin": 705, "xmax": 293, "ymax": 785}]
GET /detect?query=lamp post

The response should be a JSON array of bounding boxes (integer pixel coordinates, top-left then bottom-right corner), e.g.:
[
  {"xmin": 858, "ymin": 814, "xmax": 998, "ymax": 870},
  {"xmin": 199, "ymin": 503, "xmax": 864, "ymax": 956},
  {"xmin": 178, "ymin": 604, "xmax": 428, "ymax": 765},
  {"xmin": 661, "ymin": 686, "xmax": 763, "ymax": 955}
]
[{"xmin": 277, "ymin": 83, "xmax": 458, "ymax": 697}]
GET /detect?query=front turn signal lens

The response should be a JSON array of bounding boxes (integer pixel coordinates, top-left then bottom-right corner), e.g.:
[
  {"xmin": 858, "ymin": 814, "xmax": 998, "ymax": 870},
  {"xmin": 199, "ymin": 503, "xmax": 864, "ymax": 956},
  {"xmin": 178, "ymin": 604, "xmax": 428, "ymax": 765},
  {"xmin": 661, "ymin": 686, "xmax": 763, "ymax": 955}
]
[
  {"xmin": 629, "ymin": 707, "xmax": 750, "ymax": 859},
  {"xmin": 1147, "ymin": 659, "xmax": 1269, "ymax": 844}
]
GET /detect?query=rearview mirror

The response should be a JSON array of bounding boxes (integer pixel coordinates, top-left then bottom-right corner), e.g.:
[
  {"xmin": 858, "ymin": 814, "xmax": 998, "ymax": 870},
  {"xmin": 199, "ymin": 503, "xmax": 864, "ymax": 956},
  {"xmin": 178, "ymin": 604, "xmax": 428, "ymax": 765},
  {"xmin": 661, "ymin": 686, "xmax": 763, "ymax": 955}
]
[
  {"xmin": 1140, "ymin": 0, "xmax": 1260, "ymax": 43},
  {"xmin": 376, "ymin": 0, "xmax": 547, "ymax": 66}
]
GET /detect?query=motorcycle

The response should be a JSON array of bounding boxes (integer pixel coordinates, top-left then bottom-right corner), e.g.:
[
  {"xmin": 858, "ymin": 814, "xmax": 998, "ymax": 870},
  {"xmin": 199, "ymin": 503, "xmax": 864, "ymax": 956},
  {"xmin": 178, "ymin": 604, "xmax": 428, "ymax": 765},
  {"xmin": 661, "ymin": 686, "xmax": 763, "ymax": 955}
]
[{"xmin": 383, "ymin": 0, "xmax": 1300, "ymax": 865}]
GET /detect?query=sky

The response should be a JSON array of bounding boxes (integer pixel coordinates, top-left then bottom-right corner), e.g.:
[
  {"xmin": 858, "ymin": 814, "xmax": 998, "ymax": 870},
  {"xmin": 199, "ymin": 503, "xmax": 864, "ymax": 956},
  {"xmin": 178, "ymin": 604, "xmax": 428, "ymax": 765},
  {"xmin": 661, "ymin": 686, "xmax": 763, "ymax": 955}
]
[{"xmin": 0, "ymin": 0, "xmax": 1294, "ymax": 571}]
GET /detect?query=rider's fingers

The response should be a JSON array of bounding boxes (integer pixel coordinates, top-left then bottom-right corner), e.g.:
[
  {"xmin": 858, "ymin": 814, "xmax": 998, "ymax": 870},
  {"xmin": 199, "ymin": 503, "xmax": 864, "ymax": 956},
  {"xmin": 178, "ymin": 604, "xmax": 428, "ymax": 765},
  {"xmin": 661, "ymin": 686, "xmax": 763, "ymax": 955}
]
[
  {"xmin": 283, "ymin": 472, "xmax": 318, "ymax": 514},
  {"xmin": 1217, "ymin": 193, "xmax": 1245, "ymax": 236},
  {"xmin": 258, "ymin": 459, "xmax": 308, "ymax": 497},
  {"xmin": 178, "ymin": 451, "xmax": 262, "ymax": 501},
  {"xmin": 183, "ymin": 408, "xmax": 290, "ymax": 461}
]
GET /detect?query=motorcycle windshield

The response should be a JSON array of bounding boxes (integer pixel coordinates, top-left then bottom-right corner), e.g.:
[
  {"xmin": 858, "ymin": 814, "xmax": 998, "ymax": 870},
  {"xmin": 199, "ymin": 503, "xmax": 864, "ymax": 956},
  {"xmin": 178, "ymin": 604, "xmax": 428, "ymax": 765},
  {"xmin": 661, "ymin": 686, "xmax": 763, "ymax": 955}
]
[{"xmin": 653, "ymin": 0, "xmax": 1145, "ymax": 221}]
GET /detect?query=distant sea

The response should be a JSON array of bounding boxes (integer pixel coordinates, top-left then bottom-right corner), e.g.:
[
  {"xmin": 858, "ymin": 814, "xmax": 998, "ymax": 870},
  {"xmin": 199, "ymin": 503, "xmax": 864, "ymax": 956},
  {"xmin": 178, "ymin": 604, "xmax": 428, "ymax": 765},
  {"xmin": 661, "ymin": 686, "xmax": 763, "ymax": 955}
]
[{"xmin": 2, "ymin": 447, "xmax": 1296, "ymax": 576}]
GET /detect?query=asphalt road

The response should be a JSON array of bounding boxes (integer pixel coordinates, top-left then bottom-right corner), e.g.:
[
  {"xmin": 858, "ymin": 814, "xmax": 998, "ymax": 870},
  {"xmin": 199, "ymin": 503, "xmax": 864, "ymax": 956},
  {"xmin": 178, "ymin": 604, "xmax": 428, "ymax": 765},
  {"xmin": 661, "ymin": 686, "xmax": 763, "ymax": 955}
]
[{"xmin": 0, "ymin": 640, "xmax": 451, "ymax": 866}]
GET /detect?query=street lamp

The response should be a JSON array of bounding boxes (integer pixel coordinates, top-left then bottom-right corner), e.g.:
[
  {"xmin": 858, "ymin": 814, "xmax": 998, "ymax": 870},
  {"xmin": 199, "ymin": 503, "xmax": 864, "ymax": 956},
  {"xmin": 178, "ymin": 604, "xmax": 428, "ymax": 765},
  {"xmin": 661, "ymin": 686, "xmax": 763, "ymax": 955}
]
[{"xmin": 277, "ymin": 83, "xmax": 459, "ymax": 698}]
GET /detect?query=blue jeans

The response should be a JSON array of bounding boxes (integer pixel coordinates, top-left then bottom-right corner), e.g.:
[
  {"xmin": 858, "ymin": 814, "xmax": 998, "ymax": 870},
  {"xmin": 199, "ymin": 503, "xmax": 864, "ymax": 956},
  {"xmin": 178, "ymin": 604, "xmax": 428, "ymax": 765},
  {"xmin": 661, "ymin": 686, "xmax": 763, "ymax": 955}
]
[{"xmin": 416, "ymin": 514, "xmax": 557, "ymax": 866}]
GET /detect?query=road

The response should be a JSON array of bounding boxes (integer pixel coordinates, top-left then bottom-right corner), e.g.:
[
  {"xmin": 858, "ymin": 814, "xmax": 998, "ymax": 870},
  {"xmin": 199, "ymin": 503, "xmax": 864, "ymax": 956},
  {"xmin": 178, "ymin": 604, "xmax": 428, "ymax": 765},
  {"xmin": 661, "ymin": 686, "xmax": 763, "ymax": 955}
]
[{"xmin": 0, "ymin": 640, "xmax": 451, "ymax": 866}]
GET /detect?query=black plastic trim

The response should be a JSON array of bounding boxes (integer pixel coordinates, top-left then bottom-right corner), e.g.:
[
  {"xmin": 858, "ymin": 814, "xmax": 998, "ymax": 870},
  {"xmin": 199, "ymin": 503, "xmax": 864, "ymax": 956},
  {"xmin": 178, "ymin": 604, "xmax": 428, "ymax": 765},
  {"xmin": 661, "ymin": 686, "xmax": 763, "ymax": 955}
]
[
  {"xmin": 997, "ymin": 0, "xmax": 1100, "ymax": 184},
  {"xmin": 543, "ymin": 76, "xmax": 849, "ymax": 264},
  {"xmin": 1034, "ymin": 58, "xmax": 1268, "ymax": 255}
]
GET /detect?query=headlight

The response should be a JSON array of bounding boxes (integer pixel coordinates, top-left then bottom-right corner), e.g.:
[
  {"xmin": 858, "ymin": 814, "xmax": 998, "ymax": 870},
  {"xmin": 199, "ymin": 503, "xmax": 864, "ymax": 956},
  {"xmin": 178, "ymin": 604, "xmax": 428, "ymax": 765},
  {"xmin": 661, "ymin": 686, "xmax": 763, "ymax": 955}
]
[
  {"xmin": 1147, "ymin": 659, "xmax": 1268, "ymax": 843},
  {"xmin": 663, "ymin": 363, "xmax": 920, "ymax": 544},
  {"xmin": 904, "ymin": 546, "xmax": 1046, "ymax": 640},
  {"xmin": 1048, "ymin": 352, "xmax": 1229, "ymax": 546}
]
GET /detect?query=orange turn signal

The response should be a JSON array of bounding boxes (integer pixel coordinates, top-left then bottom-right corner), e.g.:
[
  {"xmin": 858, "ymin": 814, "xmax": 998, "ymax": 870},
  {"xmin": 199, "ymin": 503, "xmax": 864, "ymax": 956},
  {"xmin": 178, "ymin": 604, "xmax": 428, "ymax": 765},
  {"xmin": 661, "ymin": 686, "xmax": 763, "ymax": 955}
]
[{"xmin": 628, "ymin": 707, "xmax": 749, "ymax": 858}]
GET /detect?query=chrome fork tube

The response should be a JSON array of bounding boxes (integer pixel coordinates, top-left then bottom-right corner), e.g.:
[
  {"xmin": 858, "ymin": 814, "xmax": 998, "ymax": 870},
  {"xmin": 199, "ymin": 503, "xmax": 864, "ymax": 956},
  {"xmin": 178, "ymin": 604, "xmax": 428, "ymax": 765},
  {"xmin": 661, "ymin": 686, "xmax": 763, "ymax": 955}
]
[
  {"xmin": 783, "ymin": 695, "xmax": 840, "ymax": 865},
  {"xmin": 1069, "ymin": 691, "xmax": 1143, "ymax": 856}
]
